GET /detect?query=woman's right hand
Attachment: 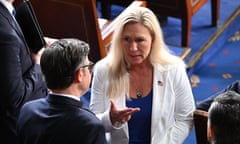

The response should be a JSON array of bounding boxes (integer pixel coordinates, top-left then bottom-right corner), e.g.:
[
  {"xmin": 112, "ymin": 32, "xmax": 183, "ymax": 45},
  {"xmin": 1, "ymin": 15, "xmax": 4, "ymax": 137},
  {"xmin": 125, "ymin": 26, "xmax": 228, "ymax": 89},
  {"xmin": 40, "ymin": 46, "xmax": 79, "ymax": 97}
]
[{"xmin": 109, "ymin": 100, "xmax": 140, "ymax": 125}]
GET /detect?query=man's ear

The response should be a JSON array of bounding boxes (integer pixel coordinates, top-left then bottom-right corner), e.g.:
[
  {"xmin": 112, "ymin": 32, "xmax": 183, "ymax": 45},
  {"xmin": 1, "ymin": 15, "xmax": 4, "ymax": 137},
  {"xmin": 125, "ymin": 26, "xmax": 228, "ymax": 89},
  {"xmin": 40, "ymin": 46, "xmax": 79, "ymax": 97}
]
[
  {"xmin": 74, "ymin": 68, "xmax": 83, "ymax": 82},
  {"xmin": 207, "ymin": 122, "xmax": 214, "ymax": 143}
]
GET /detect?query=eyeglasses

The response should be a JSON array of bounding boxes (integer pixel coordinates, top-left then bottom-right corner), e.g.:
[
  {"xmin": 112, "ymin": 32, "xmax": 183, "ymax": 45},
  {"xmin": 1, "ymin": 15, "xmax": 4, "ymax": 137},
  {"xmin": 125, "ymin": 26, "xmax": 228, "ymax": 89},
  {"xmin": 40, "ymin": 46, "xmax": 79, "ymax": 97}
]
[{"xmin": 80, "ymin": 61, "xmax": 94, "ymax": 74}]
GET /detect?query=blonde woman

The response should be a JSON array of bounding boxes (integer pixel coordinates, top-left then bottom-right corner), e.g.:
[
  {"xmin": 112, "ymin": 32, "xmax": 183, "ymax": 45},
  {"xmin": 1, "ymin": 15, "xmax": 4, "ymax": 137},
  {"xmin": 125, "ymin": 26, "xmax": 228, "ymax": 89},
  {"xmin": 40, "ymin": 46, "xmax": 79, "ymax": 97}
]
[{"xmin": 90, "ymin": 7, "xmax": 195, "ymax": 144}]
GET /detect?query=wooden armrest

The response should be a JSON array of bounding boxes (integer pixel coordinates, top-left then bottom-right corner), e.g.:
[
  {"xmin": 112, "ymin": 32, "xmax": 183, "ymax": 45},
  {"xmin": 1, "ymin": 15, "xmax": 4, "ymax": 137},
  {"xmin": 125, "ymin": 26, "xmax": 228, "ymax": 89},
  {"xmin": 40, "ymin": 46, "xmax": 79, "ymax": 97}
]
[
  {"xmin": 194, "ymin": 109, "xmax": 208, "ymax": 118},
  {"xmin": 180, "ymin": 47, "xmax": 191, "ymax": 59},
  {"xmin": 194, "ymin": 109, "xmax": 210, "ymax": 144}
]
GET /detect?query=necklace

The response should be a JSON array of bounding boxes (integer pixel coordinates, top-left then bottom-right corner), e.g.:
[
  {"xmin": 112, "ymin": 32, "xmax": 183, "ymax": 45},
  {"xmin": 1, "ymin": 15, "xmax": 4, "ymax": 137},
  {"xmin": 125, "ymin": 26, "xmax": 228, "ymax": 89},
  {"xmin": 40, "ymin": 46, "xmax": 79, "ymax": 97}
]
[
  {"xmin": 136, "ymin": 91, "xmax": 143, "ymax": 98},
  {"xmin": 130, "ymin": 74, "xmax": 145, "ymax": 98},
  {"xmin": 129, "ymin": 66, "xmax": 153, "ymax": 98}
]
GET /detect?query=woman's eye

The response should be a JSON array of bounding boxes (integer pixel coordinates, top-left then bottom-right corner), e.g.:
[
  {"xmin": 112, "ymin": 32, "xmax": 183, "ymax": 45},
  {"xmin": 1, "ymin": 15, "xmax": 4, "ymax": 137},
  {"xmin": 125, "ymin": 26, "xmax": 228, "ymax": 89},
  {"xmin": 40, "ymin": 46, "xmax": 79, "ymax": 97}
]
[
  {"xmin": 135, "ymin": 38, "xmax": 144, "ymax": 43},
  {"xmin": 122, "ymin": 37, "xmax": 145, "ymax": 43},
  {"xmin": 123, "ymin": 37, "xmax": 130, "ymax": 42}
]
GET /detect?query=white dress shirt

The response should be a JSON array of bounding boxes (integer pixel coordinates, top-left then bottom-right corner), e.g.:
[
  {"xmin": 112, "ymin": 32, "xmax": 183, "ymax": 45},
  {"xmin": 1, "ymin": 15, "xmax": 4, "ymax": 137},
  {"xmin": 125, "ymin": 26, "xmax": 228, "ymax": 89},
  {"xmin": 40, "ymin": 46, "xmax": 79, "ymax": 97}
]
[{"xmin": 0, "ymin": 0, "xmax": 15, "ymax": 17}]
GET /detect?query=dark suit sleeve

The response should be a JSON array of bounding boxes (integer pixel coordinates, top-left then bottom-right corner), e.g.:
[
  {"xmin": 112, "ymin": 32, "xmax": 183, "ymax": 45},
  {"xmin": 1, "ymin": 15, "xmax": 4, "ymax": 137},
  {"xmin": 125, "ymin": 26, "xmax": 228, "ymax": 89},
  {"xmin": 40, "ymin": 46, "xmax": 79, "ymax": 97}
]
[
  {"xmin": 196, "ymin": 80, "xmax": 240, "ymax": 111},
  {"xmin": 0, "ymin": 12, "xmax": 47, "ymax": 110}
]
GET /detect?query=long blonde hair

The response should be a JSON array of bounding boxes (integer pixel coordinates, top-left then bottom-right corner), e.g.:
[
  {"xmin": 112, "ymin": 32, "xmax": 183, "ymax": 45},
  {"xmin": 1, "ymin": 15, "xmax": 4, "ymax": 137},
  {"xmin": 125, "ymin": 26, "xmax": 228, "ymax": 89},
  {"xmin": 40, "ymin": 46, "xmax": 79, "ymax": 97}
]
[{"xmin": 104, "ymin": 7, "xmax": 184, "ymax": 99}]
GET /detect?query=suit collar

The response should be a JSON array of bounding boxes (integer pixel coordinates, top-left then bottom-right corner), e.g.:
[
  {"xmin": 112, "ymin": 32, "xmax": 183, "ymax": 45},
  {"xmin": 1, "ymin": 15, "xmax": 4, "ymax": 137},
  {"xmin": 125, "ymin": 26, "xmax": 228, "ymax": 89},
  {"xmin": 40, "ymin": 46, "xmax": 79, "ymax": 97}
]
[
  {"xmin": 50, "ymin": 92, "xmax": 80, "ymax": 101},
  {"xmin": 0, "ymin": 0, "xmax": 14, "ymax": 15},
  {"xmin": 47, "ymin": 93, "xmax": 92, "ymax": 111},
  {"xmin": 47, "ymin": 94, "xmax": 93, "ymax": 114}
]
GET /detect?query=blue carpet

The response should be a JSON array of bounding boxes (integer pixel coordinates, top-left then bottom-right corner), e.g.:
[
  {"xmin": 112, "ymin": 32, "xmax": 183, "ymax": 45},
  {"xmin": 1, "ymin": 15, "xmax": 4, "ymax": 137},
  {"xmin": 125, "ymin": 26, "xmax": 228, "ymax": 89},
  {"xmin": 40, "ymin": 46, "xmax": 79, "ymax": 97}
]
[
  {"xmin": 184, "ymin": 29, "xmax": 240, "ymax": 144},
  {"xmin": 184, "ymin": 7, "xmax": 240, "ymax": 144},
  {"xmin": 96, "ymin": 1, "xmax": 240, "ymax": 143},
  {"xmin": 192, "ymin": 31, "xmax": 240, "ymax": 102}
]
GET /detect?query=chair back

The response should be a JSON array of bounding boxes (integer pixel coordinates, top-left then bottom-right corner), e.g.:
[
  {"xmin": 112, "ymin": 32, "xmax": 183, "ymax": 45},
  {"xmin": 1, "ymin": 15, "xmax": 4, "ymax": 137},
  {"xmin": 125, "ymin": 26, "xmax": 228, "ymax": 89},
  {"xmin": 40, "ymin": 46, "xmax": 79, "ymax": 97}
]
[{"xmin": 30, "ymin": 0, "xmax": 104, "ymax": 62}]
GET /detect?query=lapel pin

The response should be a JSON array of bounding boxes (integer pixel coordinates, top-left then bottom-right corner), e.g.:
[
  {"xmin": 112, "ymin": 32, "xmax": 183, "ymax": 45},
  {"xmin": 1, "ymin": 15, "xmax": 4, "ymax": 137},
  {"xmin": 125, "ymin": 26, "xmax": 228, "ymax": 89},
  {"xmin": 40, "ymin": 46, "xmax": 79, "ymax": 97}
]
[{"xmin": 158, "ymin": 81, "xmax": 164, "ymax": 86}]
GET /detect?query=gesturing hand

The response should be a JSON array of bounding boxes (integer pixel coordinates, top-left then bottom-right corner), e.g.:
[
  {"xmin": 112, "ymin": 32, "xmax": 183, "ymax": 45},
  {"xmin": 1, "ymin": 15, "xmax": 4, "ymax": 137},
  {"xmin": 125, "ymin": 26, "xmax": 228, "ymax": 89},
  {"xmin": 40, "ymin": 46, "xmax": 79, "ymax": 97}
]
[{"xmin": 110, "ymin": 99, "xmax": 140, "ymax": 125}]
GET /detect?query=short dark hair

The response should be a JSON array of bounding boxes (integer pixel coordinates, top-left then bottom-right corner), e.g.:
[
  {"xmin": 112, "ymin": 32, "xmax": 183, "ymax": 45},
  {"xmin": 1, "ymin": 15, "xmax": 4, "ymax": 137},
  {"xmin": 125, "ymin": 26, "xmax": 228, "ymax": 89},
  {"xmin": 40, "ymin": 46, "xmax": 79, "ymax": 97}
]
[
  {"xmin": 208, "ymin": 90, "xmax": 240, "ymax": 144},
  {"xmin": 40, "ymin": 38, "xmax": 90, "ymax": 89}
]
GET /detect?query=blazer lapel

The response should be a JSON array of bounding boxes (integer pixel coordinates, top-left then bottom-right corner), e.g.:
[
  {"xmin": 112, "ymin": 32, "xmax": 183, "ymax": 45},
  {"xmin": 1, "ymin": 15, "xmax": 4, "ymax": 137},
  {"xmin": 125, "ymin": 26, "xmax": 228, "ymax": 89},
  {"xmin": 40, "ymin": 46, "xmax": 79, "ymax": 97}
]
[
  {"xmin": 0, "ymin": 3, "xmax": 28, "ymax": 49},
  {"xmin": 10, "ymin": 14, "xmax": 30, "ymax": 53},
  {"xmin": 9, "ymin": 14, "xmax": 26, "ymax": 42}
]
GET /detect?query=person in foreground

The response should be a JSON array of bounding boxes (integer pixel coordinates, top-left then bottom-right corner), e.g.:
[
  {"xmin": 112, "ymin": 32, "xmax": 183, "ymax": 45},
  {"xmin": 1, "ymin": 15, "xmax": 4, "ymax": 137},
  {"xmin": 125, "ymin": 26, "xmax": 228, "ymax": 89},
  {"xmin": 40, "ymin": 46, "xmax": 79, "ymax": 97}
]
[
  {"xmin": 207, "ymin": 90, "xmax": 240, "ymax": 144},
  {"xmin": 0, "ymin": 0, "xmax": 48, "ymax": 143},
  {"xmin": 17, "ymin": 39, "xmax": 106, "ymax": 144},
  {"xmin": 197, "ymin": 80, "xmax": 240, "ymax": 111},
  {"xmin": 90, "ymin": 7, "xmax": 195, "ymax": 144}
]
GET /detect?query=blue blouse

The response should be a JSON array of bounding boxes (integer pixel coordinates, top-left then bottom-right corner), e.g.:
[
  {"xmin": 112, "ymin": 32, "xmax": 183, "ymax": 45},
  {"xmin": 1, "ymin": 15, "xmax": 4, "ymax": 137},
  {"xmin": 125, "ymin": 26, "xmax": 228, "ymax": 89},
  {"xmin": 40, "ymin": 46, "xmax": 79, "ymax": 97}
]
[{"xmin": 126, "ymin": 90, "xmax": 153, "ymax": 144}]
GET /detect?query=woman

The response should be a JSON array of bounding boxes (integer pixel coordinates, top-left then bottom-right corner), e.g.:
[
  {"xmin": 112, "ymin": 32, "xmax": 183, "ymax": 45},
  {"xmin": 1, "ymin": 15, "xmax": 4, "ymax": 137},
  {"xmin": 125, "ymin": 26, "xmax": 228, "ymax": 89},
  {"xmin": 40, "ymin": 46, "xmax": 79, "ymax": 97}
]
[{"xmin": 90, "ymin": 7, "xmax": 195, "ymax": 144}]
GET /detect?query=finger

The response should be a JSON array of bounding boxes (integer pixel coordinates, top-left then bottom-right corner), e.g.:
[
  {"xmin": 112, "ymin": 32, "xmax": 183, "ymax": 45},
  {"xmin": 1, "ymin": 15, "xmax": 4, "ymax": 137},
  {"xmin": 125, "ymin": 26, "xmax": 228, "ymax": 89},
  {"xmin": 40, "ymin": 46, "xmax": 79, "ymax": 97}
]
[
  {"xmin": 110, "ymin": 99, "xmax": 118, "ymax": 112},
  {"xmin": 120, "ymin": 115, "xmax": 131, "ymax": 123},
  {"xmin": 127, "ymin": 115, "xmax": 131, "ymax": 121},
  {"xmin": 110, "ymin": 100, "xmax": 122, "ymax": 124},
  {"xmin": 118, "ymin": 108, "xmax": 140, "ymax": 121},
  {"xmin": 122, "ymin": 115, "xmax": 131, "ymax": 122},
  {"xmin": 120, "ymin": 107, "xmax": 140, "ymax": 116},
  {"xmin": 36, "ymin": 48, "xmax": 45, "ymax": 55}
]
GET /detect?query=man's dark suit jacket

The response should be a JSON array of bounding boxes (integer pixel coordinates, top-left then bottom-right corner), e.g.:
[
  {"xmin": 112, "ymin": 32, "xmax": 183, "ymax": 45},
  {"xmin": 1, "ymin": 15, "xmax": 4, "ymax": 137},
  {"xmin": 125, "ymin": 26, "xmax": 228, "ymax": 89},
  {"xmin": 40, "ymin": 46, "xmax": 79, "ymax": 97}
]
[
  {"xmin": 17, "ymin": 94, "xmax": 106, "ymax": 144},
  {"xmin": 0, "ymin": 2, "xmax": 48, "ymax": 143},
  {"xmin": 197, "ymin": 80, "xmax": 240, "ymax": 111}
]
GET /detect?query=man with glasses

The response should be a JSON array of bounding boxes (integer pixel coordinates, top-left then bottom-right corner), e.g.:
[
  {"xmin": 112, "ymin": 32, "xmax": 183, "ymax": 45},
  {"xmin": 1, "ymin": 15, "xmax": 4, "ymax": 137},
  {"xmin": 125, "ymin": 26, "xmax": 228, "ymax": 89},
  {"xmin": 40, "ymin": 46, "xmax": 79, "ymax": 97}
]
[{"xmin": 16, "ymin": 38, "xmax": 106, "ymax": 144}]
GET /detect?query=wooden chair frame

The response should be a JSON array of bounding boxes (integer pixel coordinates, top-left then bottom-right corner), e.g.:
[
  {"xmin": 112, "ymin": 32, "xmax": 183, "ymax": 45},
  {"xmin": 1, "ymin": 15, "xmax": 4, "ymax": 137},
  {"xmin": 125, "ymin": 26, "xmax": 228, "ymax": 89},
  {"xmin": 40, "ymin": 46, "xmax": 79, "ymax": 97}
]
[{"xmin": 194, "ymin": 109, "xmax": 210, "ymax": 144}]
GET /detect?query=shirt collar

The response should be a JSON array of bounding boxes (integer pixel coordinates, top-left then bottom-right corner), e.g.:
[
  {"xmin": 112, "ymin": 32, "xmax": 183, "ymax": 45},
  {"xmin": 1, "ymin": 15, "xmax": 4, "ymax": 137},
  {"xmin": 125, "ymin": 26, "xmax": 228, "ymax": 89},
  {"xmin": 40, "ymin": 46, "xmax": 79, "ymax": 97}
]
[
  {"xmin": 0, "ymin": 0, "xmax": 15, "ymax": 16},
  {"xmin": 50, "ymin": 92, "xmax": 80, "ymax": 101}
]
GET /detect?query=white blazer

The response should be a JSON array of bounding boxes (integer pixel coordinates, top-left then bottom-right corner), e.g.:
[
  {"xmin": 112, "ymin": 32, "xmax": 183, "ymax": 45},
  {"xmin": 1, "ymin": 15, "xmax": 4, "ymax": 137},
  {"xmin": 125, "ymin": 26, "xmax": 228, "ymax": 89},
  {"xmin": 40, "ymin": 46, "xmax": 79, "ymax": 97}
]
[{"xmin": 90, "ymin": 61, "xmax": 195, "ymax": 144}]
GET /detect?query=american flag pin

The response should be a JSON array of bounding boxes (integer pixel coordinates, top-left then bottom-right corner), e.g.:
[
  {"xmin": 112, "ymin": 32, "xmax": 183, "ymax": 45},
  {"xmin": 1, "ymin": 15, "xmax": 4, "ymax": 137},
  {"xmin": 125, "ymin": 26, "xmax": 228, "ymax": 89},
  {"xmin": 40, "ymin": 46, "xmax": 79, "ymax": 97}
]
[{"xmin": 158, "ymin": 81, "xmax": 163, "ymax": 86}]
